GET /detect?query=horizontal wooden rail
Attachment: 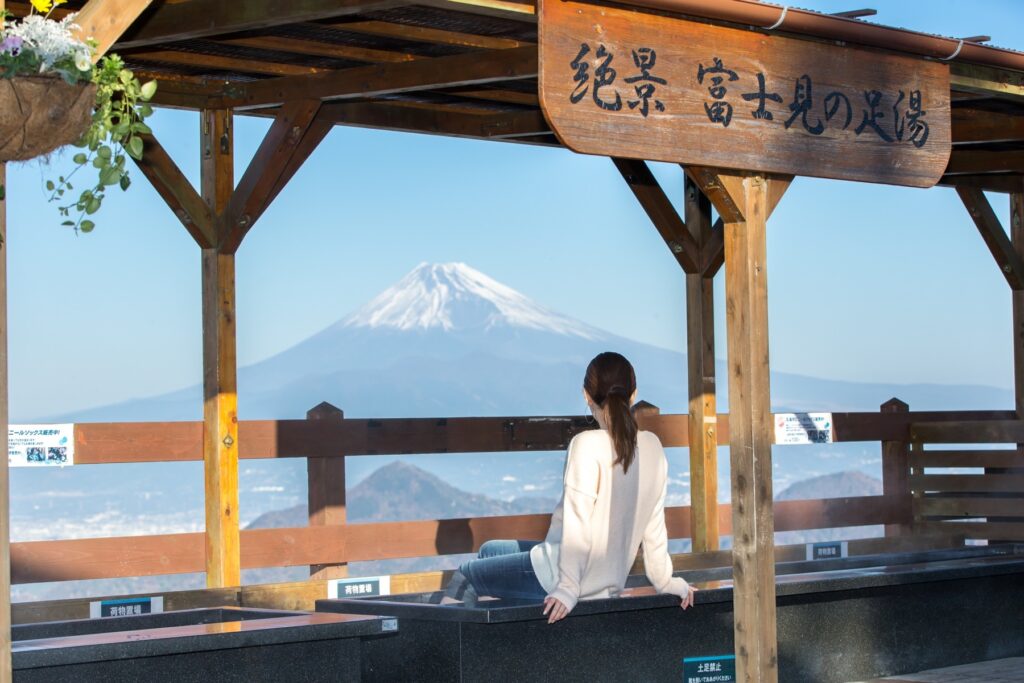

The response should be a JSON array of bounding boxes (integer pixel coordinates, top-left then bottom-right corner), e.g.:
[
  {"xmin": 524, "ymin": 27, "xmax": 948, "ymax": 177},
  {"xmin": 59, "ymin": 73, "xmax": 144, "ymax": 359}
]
[
  {"xmin": 911, "ymin": 420, "xmax": 1024, "ymax": 444},
  {"xmin": 917, "ymin": 497, "xmax": 1024, "ymax": 518},
  {"xmin": 10, "ymin": 496, "xmax": 905, "ymax": 584},
  {"xmin": 911, "ymin": 449, "xmax": 1024, "ymax": 468},
  {"xmin": 13, "ymin": 534, "xmax": 965, "ymax": 625},
  {"xmin": 70, "ymin": 410, "xmax": 1017, "ymax": 464},
  {"xmin": 911, "ymin": 474, "xmax": 1024, "ymax": 493},
  {"xmin": 919, "ymin": 521, "xmax": 1024, "ymax": 540}
]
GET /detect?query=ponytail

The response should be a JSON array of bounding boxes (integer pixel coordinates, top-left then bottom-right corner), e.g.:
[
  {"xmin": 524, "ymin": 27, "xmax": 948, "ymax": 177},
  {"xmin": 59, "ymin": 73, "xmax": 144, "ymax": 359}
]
[
  {"xmin": 583, "ymin": 353, "xmax": 639, "ymax": 473},
  {"xmin": 604, "ymin": 385, "xmax": 638, "ymax": 473}
]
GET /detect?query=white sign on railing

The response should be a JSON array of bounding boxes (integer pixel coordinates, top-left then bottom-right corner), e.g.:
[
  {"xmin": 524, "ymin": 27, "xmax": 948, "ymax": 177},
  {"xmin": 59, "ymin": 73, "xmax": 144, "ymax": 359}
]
[
  {"xmin": 8, "ymin": 423, "xmax": 75, "ymax": 467},
  {"xmin": 774, "ymin": 413, "xmax": 833, "ymax": 445}
]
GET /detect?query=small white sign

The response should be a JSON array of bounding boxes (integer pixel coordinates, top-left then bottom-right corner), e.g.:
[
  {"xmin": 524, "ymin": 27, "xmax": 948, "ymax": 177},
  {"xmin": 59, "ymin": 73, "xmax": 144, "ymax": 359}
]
[
  {"xmin": 8, "ymin": 424, "xmax": 75, "ymax": 467},
  {"xmin": 806, "ymin": 541, "xmax": 849, "ymax": 561},
  {"xmin": 328, "ymin": 575, "xmax": 391, "ymax": 599},
  {"xmin": 90, "ymin": 596, "xmax": 164, "ymax": 618},
  {"xmin": 774, "ymin": 413, "xmax": 833, "ymax": 445}
]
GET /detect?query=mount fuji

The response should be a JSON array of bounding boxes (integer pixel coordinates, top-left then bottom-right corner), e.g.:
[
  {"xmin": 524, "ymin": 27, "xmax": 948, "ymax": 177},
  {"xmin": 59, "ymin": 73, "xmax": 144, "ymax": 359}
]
[{"xmin": 62, "ymin": 261, "xmax": 1011, "ymax": 423}]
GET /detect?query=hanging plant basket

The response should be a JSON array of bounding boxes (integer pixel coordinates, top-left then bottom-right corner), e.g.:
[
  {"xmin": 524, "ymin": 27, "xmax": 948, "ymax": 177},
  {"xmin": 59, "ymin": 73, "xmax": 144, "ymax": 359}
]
[{"xmin": 0, "ymin": 74, "xmax": 96, "ymax": 162}]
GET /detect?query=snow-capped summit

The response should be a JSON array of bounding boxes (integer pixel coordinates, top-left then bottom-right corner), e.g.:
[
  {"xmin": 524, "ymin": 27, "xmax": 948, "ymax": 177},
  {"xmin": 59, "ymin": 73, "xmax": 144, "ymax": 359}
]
[{"xmin": 342, "ymin": 262, "xmax": 602, "ymax": 339}]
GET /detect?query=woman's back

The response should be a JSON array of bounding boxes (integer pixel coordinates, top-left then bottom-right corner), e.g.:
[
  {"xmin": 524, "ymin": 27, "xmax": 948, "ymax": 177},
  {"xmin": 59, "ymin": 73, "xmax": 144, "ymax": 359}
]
[{"xmin": 529, "ymin": 428, "xmax": 674, "ymax": 607}]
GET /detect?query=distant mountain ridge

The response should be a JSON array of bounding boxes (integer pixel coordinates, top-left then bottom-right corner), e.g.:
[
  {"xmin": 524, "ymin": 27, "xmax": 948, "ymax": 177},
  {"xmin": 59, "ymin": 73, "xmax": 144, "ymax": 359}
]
[{"xmin": 246, "ymin": 461, "xmax": 558, "ymax": 529}]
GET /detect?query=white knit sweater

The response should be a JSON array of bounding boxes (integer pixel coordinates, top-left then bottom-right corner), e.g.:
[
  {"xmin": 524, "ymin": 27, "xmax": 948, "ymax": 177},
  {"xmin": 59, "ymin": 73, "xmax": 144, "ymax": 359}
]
[{"xmin": 529, "ymin": 429, "xmax": 691, "ymax": 612}]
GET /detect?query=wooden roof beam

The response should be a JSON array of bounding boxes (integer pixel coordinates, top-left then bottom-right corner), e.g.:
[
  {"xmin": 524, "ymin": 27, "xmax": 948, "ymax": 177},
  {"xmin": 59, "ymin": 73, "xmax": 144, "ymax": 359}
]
[
  {"xmin": 946, "ymin": 150, "xmax": 1024, "ymax": 175},
  {"xmin": 220, "ymin": 100, "xmax": 324, "ymax": 253},
  {"xmin": 956, "ymin": 186, "xmax": 1024, "ymax": 290},
  {"xmin": 939, "ymin": 174, "xmax": 1024, "ymax": 194},
  {"xmin": 612, "ymin": 158, "xmax": 699, "ymax": 274},
  {"xmin": 132, "ymin": 133, "xmax": 216, "ymax": 247},
  {"xmin": 126, "ymin": 50, "xmax": 328, "ymax": 78},
  {"xmin": 317, "ymin": 101, "xmax": 548, "ymax": 139},
  {"xmin": 111, "ymin": 0, "xmax": 407, "ymax": 50},
  {"xmin": 953, "ymin": 108, "xmax": 1024, "ymax": 144},
  {"xmin": 225, "ymin": 45, "xmax": 537, "ymax": 109}
]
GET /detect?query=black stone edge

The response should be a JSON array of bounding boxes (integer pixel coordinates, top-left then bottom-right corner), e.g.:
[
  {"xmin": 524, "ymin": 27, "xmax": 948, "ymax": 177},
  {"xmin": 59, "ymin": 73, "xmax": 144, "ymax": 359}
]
[
  {"xmin": 12, "ymin": 614, "xmax": 397, "ymax": 670},
  {"xmin": 316, "ymin": 555, "xmax": 1024, "ymax": 625},
  {"xmin": 13, "ymin": 607, "xmax": 298, "ymax": 642}
]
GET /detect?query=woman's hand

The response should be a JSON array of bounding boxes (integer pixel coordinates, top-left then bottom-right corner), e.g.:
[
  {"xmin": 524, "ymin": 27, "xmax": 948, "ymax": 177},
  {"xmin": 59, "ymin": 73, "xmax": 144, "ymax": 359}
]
[
  {"xmin": 542, "ymin": 596, "xmax": 570, "ymax": 624},
  {"xmin": 680, "ymin": 585, "xmax": 697, "ymax": 610}
]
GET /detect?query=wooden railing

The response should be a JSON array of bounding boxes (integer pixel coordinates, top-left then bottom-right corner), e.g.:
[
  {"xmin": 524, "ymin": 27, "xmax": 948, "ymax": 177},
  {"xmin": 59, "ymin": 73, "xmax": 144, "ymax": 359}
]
[
  {"xmin": 9, "ymin": 404, "xmax": 1018, "ymax": 586},
  {"xmin": 910, "ymin": 419, "xmax": 1024, "ymax": 541}
]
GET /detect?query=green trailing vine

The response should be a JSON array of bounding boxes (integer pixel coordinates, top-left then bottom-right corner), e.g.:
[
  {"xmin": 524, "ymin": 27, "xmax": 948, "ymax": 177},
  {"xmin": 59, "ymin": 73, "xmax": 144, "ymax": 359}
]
[{"xmin": 47, "ymin": 54, "xmax": 156, "ymax": 233}]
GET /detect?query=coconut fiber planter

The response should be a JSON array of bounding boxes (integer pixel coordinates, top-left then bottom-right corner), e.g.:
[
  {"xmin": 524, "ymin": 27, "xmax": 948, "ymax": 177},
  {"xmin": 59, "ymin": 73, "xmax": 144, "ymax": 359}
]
[{"xmin": 0, "ymin": 75, "xmax": 95, "ymax": 162}]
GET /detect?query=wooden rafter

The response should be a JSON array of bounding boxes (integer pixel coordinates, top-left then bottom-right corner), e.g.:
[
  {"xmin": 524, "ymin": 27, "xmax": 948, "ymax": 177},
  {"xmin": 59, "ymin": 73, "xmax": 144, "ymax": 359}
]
[
  {"xmin": 221, "ymin": 100, "xmax": 323, "ymax": 253},
  {"xmin": 133, "ymin": 134, "xmax": 216, "ymax": 247},
  {"xmin": 956, "ymin": 186, "xmax": 1024, "ymax": 290},
  {"xmin": 612, "ymin": 158, "xmax": 699, "ymax": 274},
  {"xmin": 72, "ymin": 0, "xmax": 156, "ymax": 61},
  {"xmin": 226, "ymin": 45, "xmax": 538, "ymax": 109},
  {"xmin": 112, "ymin": 0, "xmax": 406, "ymax": 50}
]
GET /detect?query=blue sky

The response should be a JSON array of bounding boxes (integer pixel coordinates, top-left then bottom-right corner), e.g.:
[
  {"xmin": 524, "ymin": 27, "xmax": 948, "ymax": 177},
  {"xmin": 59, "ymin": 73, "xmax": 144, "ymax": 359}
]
[{"xmin": 4, "ymin": 0, "xmax": 1022, "ymax": 420}]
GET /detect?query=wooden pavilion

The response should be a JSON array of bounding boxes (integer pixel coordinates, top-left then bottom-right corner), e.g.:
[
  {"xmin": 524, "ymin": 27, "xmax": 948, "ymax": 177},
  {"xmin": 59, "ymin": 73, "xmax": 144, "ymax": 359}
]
[{"xmin": 1, "ymin": 0, "xmax": 1023, "ymax": 681}]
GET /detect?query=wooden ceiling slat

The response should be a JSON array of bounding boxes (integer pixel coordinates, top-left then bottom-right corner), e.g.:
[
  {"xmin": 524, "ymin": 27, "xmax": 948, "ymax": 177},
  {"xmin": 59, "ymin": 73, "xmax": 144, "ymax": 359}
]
[{"xmin": 329, "ymin": 19, "xmax": 529, "ymax": 49}]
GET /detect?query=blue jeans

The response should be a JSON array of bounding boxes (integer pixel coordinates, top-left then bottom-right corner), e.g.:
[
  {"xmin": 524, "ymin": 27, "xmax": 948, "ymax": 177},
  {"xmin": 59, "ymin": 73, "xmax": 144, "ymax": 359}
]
[{"xmin": 458, "ymin": 540, "xmax": 547, "ymax": 601}]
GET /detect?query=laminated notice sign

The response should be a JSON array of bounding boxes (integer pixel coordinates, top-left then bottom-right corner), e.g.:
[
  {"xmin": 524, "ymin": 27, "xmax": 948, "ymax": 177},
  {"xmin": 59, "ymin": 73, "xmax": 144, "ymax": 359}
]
[
  {"xmin": 8, "ymin": 424, "xmax": 74, "ymax": 467},
  {"xmin": 774, "ymin": 413, "xmax": 833, "ymax": 445}
]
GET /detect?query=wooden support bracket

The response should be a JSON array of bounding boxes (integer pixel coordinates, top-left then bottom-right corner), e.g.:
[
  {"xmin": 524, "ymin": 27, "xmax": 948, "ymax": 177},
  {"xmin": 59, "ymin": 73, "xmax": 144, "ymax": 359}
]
[
  {"xmin": 956, "ymin": 185, "xmax": 1024, "ymax": 290},
  {"xmin": 72, "ymin": 0, "xmax": 155, "ymax": 61},
  {"xmin": 220, "ymin": 99, "xmax": 323, "ymax": 253},
  {"xmin": 612, "ymin": 158, "xmax": 699, "ymax": 273},
  {"xmin": 133, "ymin": 134, "xmax": 216, "ymax": 248}
]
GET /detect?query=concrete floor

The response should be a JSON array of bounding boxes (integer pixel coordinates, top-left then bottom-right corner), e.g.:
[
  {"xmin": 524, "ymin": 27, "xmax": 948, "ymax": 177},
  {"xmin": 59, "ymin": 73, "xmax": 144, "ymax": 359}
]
[{"xmin": 858, "ymin": 657, "xmax": 1024, "ymax": 682}]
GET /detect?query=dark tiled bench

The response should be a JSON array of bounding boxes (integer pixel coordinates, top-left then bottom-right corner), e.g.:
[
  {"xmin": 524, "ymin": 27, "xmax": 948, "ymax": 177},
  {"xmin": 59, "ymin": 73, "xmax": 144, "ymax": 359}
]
[
  {"xmin": 317, "ymin": 546, "xmax": 1024, "ymax": 683},
  {"xmin": 13, "ymin": 607, "xmax": 398, "ymax": 683}
]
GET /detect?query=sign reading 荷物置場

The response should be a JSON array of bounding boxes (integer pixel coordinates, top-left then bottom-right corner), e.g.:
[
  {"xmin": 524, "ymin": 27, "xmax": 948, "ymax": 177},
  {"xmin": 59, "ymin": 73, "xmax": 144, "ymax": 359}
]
[
  {"xmin": 8, "ymin": 424, "xmax": 74, "ymax": 467},
  {"xmin": 90, "ymin": 596, "xmax": 163, "ymax": 618},
  {"xmin": 807, "ymin": 541, "xmax": 849, "ymax": 561},
  {"xmin": 538, "ymin": 0, "xmax": 951, "ymax": 188},
  {"xmin": 684, "ymin": 655, "xmax": 736, "ymax": 683},
  {"xmin": 329, "ymin": 576, "xmax": 391, "ymax": 599},
  {"xmin": 774, "ymin": 413, "xmax": 833, "ymax": 445}
]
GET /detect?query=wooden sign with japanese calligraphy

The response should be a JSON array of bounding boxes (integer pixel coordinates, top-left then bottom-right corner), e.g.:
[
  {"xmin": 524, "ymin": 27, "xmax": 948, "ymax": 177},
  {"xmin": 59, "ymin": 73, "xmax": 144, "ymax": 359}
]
[{"xmin": 538, "ymin": 0, "xmax": 952, "ymax": 187}]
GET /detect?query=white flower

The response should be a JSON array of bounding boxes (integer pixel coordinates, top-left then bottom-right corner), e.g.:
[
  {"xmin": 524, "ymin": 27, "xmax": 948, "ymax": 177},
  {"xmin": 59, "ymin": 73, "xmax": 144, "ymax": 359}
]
[
  {"xmin": 8, "ymin": 13, "xmax": 89, "ymax": 70},
  {"xmin": 74, "ymin": 50, "xmax": 90, "ymax": 71}
]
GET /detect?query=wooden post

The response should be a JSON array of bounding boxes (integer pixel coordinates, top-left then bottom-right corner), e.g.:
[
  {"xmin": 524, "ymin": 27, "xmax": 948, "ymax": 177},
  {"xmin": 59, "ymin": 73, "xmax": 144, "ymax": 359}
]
[
  {"xmin": 306, "ymin": 402, "xmax": 348, "ymax": 579},
  {"xmin": 1013, "ymin": 186, "xmax": 1024, "ymax": 427},
  {"xmin": 201, "ymin": 109, "xmax": 240, "ymax": 588},
  {"xmin": 684, "ymin": 175, "xmax": 719, "ymax": 553},
  {"xmin": 880, "ymin": 398, "xmax": 912, "ymax": 536},
  {"xmin": 688, "ymin": 168, "xmax": 790, "ymax": 683},
  {"xmin": 0, "ymin": 159, "xmax": 12, "ymax": 683}
]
